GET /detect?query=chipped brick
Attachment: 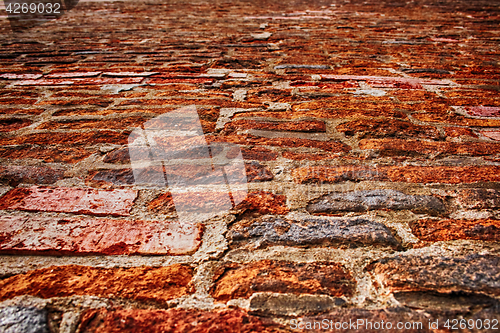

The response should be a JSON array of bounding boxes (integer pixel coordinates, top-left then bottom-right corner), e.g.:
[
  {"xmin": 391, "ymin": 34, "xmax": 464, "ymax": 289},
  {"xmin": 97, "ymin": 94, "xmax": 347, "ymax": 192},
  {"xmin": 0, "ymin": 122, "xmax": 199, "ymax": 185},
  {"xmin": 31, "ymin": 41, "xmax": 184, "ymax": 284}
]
[
  {"xmin": 228, "ymin": 216, "xmax": 399, "ymax": 249},
  {"xmin": 337, "ymin": 119, "xmax": 440, "ymax": 140},
  {"xmin": 367, "ymin": 254, "xmax": 500, "ymax": 296},
  {"xmin": 0, "ymin": 186, "xmax": 137, "ymax": 217},
  {"xmin": 211, "ymin": 260, "xmax": 354, "ymax": 301},
  {"xmin": 0, "ymin": 215, "xmax": 202, "ymax": 255},
  {"xmin": 307, "ymin": 190, "xmax": 444, "ymax": 216},
  {"xmin": 245, "ymin": 161, "xmax": 273, "ymax": 182},
  {"xmin": 409, "ymin": 218, "xmax": 500, "ymax": 242},
  {"xmin": 224, "ymin": 119, "xmax": 326, "ymax": 133},
  {"xmin": 0, "ymin": 264, "xmax": 193, "ymax": 303},
  {"xmin": 359, "ymin": 138, "xmax": 500, "ymax": 156},
  {"xmin": 0, "ymin": 165, "xmax": 65, "ymax": 186}
]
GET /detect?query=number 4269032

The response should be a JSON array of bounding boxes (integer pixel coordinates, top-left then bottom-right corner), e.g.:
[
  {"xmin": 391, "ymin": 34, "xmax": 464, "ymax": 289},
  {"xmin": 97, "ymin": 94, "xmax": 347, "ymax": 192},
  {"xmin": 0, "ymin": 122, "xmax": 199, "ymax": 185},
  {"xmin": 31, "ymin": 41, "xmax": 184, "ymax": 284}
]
[{"xmin": 6, "ymin": 2, "xmax": 61, "ymax": 14}]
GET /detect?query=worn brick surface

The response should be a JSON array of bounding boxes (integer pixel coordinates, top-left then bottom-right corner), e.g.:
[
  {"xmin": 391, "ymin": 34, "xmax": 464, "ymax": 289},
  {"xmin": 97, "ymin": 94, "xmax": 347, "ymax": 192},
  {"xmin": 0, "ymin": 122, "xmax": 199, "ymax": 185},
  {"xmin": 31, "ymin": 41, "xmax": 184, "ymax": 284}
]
[
  {"xmin": 77, "ymin": 308, "xmax": 289, "ymax": 333},
  {"xmin": 228, "ymin": 216, "xmax": 399, "ymax": 249},
  {"xmin": 0, "ymin": 215, "xmax": 202, "ymax": 255},
  {"xmin": 211, "ymin": 260, "xmax": 354, "ymax": 301},
  {"xmin": 1, "ymin": 0, "xmax": 500, "ymax": 328},
  {"xmin": 0, "ymin": 265, "xmax": 194, "ymax": 303},
  {"xmin": 0, "ymin": 186, "xmax": 137, "ymax": 217}
]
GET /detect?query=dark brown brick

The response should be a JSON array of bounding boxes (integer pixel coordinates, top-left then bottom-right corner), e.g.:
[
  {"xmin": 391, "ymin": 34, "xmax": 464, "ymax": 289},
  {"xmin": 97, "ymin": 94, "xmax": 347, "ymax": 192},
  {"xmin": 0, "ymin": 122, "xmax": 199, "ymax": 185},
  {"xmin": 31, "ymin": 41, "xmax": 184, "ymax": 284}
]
[
  {"xmin": 0, "ymin": 118, "xmax": 32, "ymax": 132},
  {"xmin": 0, "ymin": 165, "xmax": 65, "ymax": 186},
  {"xmin": 367, "ymin": 254, "xmax": 500, "ymax": 296},
  {"xmin": 224, "ymin": 119, "xmax": 326, "ymax": 133}
]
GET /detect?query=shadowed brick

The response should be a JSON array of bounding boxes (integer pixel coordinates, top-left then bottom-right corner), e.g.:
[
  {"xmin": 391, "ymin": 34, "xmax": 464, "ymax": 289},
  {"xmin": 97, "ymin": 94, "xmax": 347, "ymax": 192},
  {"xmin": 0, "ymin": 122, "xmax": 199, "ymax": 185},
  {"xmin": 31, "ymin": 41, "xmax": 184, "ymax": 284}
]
[
  {"xmin": 77, "ymin": 308, "xmax": 288, "ymax": 333},
  {"xmin": 211, "ymin": 260, "xmax": 354, "ymax": 301},
  {"xmin": 228, "ymin": 216, "xmax": 399, "ymax": 249},
  {"xmin": 0, "ymin": 264, "xmax": 194, "ymax": 303},
  {"xmin": 240, "ymin": 147, "xmax": 278, "ymax": 161},
  {"xmin": 0, "ymin": 215, "xmax": 202, "ymax": 255},
  {"xmin": 0, "ymin": 165, "xmax": 65, "ymax": 186},
  {"xmin": 245, "ymin": 161, "xmax": 273, "ymax": 182},
  {"xmin": 409, "ymin": 218, "xmax": 500, "ymax": 242},
  {"xmin": 0, "ymin": 186, "xmax": 137, "ymax": 216},
  {"xmin": 307, "ymin": 190, "xmax": 445, "ymax": 216},
  {"xmin": 455, "ymin": 189, "xmax": 500, "ymax": 210},
  {"xmin": 367, "ymin": 254, "xmax": 500, "ymax": 296}
]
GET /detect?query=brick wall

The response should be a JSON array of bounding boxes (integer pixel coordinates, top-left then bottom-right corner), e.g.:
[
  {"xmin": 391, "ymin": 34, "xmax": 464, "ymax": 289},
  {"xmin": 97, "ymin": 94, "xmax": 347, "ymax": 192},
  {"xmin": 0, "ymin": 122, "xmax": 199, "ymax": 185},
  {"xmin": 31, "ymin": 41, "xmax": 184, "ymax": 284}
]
[{"xmin": 0, "ymin": 0, "xmax": 499, "ymax": 332}]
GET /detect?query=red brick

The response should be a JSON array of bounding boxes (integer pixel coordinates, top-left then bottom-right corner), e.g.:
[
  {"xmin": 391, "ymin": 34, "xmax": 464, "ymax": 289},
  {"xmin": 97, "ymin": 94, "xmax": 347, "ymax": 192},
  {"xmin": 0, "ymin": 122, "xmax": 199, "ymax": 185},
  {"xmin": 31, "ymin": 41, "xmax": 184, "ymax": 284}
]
[
  {"xmin": 13, "ymin": 78, "xmax": 144, "ymax": 86},
  {"xmin": 0, "ymin": 215, "xmax": 202, "ymax": 255},
  {"xmin": 337, "ymin": 119, "xmax": 440, "ymax": 140},
  {"xmin": 211, "ymin": 260, "xmax": 354, "ymax": 301},
  {"xmin": 444, "ymin": 127, "xmax": 478, "ymax": 138},
  {"xmin": 234, "ymin": 108, "xmax": 406, "ymax": 120},
  {"xmin": 0, "ymin": 98, "xmax": 37, "ymax": 105},
  {"xmin": 0, "ymin": 264, "xmax": 193, "ymax": 303},
  {"xmin": 77, "ymin": 308, "xmax": 287, "ymax": 333},
  {"xmin": 0, "ymin": 186, "xmax": 137, "ymax": 217},
  {"xmin": 208, "ymin": 134, "xmax": 351, "ymax": 153},
  {"xmin": 0, "ymin": 118, "xmax": 32, "ymax": 132},
  {"xmin": 45, "ymin": 72, "xmax": 102, "ymax": 78},
  {"xmin": 36, "ymin": 99, "xmax": 112, "ymax": 107},
  {"xmin": 465, "ymin": 106, "xmax": 500, "ymax": 117},
  {"xmin": 245, "ymin": 161, "xmax": 274, "ymax": 182},
  {"xmin": 409, "ymin": 218, "xmax": 500, "ymax": 242},
  {"xmin": 412, "ymin": 113, "xmax": 500, "ymax": 127},
  {"xmin": 359, "ymin": 138, "xmax": 500, "ymax": 156},
  {"xmin": 0, "ymin": 146, "xmax": 93, "ymax": 163},
  {"xmin": 233, "ymin": 191, "xmax": 289, "ymax": 217},
  {"xmin": 0, "ymin": 73, "xmax": 42, "ymax": 80},
  {"xmin": 481, "ymin": 131, "xmax": 500, "ymax": 141},
  {"xmin": 36, "ymin": 117, "xmax": 147, "ymax": 130},
  {"xmin": 293, "ymin": 165, "xmax": 500, "ymax": 184},
  {"xmin": 224, "ymin": 119, "xmax": 326, "ymax": 133},
  {"xmin": 240, "ymin": 147, "xmax": 278, "ymax": 161},
  {"xmin": 0, "ymin": 131, "xmax": 130, "ymax": 146}
]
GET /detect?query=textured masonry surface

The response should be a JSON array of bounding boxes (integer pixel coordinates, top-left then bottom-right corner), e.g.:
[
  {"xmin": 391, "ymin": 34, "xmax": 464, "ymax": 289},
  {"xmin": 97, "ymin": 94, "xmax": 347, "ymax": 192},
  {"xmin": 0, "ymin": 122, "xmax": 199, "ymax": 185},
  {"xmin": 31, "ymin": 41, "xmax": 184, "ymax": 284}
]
[{"xmin": 0, "ymin": 0, "xmax": 500, "ymax": 332}]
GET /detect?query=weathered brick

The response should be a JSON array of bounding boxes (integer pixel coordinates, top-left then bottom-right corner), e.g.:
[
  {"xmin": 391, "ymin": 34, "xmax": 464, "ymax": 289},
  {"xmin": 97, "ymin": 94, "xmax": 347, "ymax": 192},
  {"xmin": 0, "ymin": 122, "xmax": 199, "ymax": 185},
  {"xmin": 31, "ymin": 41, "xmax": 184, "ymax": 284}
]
[
  {"xmin": 0, "ymin": 131, "xmax": 130, "ymax": 146},
  {"xmin": 37, "ymin": 117, "xmax": 147, "ymax": 130},
  {"xmin": 0, "ymin": 165, "xmax": 65, "ymax": 186},
  {"xmin": 307, "ymin": 190, "xmax": 444, "ymax": 216},
  {"xmin": 337, "ymin": 119, "xmax": 440, "ymax": 140},
  {"xmin": 77, "ymin": 308, "xmax": 288, "ymax": 333},
  {"xmin": 45, "ymin": 71, "xmax": 102, "ymax": 78},
  {"xmin": 481, "ymin": 130, "xmax": 500, "ymax": 141},
  {"xmin": 233, "ymin": 191, "xmax": 289, "ymax": 217},
  {"xmin": 211, "ymin": 260, "xmax": 354, "ymax": 301},
  {"xmin": 465, "ymin": 106, "xmax": 500, "ymax": 117},
  {"xmin": 13, "ymin": 78, "xmax": 144, "ymax": 86},
  {"xmin": 234, "ymin": 108, "xmax": 406, "ymax": 120},
  {"xmin": 454, "ymin": 188, "xmax": 500, "ymax": 210},
  {"xmin": 245, "ymin": 161, "xmax": 273, "ymax": 182},
  {"xmin": 240, "ymin": 147, "xmax": 278, "ymax": 161},
  {"xmin": 249, "ymin": 293, "xmax": 345, "ymax": 316},
  {"xmin": 208, "ymin": 134, "xmax": 351, "ymax": 153},
  {"xmin": 443, "ymin": 127, "xmax": 478, "ymax": 138},
  {"xmin": 293, "ymin": 165, "xmax": 500, "ymax": 184},
  {"xmin": 367, "ymin": 254, "xmax": 500, "ymax": 296},
  {"xmin": 224, "ymin": 119, "xmax": 326, "ymax": 133},
  {"xmin": 0, "ymin": 73, "xmax": 42, "ymax": 80},
  {"xmin": 0, "ymin": 146, "xmax": 93, "ymax": 163},
  {"xmin": 0, "ymin": 215, "xmax": 202, "ymax": 255},
  {"xmin": 412, "ymin": 113, "xmax": 500, "ymax": 127},
  {"xmin": 0, "ymin": 264, "xmax": 193, "ymax": 303},
  {"xmin": 359, "ymin": 138, "xmax": 500, "ymax": 156},
  {"xmin": 228, "ymin": 216, "xmax": 399, "ymax": 249},
  {"xmin": 409, "ymin": 218, "xmax": 500, "ymax": 242},
  {"xmin": 0, "ymin": 186, "xmax": 137, "ymax": 217},
  {"xmin": 0, "ymin": 118, "xmax": 32, "ymax": 132}
]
